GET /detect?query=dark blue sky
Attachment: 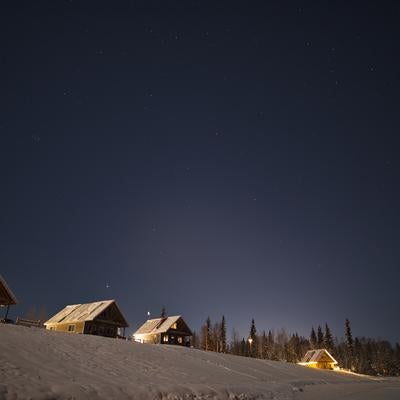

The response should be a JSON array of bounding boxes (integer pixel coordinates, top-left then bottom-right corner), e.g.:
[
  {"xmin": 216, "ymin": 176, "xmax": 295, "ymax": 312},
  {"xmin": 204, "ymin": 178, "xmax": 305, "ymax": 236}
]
[{"xmin": 1, "ymin": 1, "xmax": 399, "ymax": 342}]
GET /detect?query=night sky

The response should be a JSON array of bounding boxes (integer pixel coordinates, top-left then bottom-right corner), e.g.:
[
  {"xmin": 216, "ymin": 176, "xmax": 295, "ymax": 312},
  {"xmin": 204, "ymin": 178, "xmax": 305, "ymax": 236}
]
[{"xmin": 1, "ymin": 1, "xmax": 399, "ymax": 342}]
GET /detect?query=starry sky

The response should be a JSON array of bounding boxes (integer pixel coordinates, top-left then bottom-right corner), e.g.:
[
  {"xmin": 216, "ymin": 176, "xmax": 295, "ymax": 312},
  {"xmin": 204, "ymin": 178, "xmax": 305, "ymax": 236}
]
[{"xmin": 1, "ymin": 1, "xmax": 400, "ymax": 342}]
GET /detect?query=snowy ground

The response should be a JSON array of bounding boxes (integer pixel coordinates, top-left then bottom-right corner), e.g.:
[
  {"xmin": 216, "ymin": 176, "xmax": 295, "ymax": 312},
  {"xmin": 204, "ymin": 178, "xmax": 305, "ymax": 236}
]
[{"xmin": 1, "ymin": 324, "xmax": 399, "ymax": 399}]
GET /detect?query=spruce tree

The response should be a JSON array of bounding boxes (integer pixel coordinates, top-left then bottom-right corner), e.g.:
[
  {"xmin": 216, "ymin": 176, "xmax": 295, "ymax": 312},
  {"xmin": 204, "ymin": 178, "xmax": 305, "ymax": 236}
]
[
  {"xmin": 205, "ymin": 316, "xmax": 212, "ymax": 351},
  {"xmin": 220, "ymin": 315, "xmax": 227, "ymax": 353},
  {"xmin": 317, "ymin": 325, "xmax": 324, "ymax": 347},
  {"xmin": 160, "ymin": 306, "xmax": 166, "ymax": 318},
  {"xmin": 345, "ymin": 318, "xmax": 354, "ymax": 370},
  {"xmin": 324, "ymin": 323, "xmax": 334, "ymax": 352},
  {"xmin": 310, "ymin": 327, "xmax": 317, "ymax": 348},
  {"xmin": 249, "ymin": 318, "xmax": 257, "ymax": 357}
]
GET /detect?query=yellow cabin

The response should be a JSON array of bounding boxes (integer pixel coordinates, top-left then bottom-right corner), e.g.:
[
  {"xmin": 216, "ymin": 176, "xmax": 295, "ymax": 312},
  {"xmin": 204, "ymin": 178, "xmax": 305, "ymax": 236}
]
[
  {"xmin": 299, "ymin": 349, "xmax": 338, "ymax": 370},
  {"xmin": 133, "ymin": 315, "xmax": 192, "ymax": 346},
  {"xmin": 44, "ymin": 299, "xmax": 129, "ymax": 338}
]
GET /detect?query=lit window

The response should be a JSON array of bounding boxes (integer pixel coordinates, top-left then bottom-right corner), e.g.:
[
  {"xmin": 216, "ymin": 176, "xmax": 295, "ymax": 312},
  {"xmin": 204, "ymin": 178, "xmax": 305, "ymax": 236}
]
[
  {"xmin": 68, "ymin": 325, "xmax": 75, "ymax": 332},
  {"xmin": 163, "ymin": 335, "xmax": 168, "ymax": 342},
  {"xmin": 178, "ymin": 337, "xmax": 183, "ymax": 344},
  {"xmin": 171, "ymin": 323, "xmax": 177, "ymax": 330}
]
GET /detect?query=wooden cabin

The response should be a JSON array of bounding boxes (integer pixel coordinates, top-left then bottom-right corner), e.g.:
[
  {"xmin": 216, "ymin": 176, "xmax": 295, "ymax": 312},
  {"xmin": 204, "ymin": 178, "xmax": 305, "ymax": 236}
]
[
  {"xmin": 44, "ymin": 299, "xmax": 128, "ymax": 338},
  {"xmin": 299, "ymin": 349, "xmax": 338, "ymax": 370},
  {"xmin": 0, "ymin": 274, "xmax": 18, "ymax": 322},
  {"xmin": 133, "ymin": 315, "xmax": 192, "ymax": 346}
]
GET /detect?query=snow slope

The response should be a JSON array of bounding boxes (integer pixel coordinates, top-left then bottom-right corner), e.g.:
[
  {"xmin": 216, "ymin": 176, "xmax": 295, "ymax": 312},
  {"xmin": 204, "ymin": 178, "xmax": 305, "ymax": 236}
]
[{"xmin": 1, "ymin": 324, "xmax": 399, "ymax": 399}]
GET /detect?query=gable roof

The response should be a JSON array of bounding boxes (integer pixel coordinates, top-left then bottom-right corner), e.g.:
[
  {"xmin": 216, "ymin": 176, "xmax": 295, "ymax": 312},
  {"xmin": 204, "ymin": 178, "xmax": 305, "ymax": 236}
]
[
  {"xmin": 44, "ymin": 300, "xmax": 128, "ymax": 327},
  {"xmin": 134, "ymin": 316, "xmax": 192, "ymax": 336},
  {"xmin": 301, "ymin": 349, "xmax": 338, "ymax": 364},
  {"xmin": 0, "ymin": 275, "xmax": 17, "ymax": 306}
]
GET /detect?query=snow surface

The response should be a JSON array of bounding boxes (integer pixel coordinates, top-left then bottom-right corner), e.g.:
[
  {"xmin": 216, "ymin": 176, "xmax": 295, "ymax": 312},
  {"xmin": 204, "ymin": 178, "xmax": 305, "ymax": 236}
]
[{"xmin": 1, "ymin": 324, "xmax": 399, "ymax": 399}]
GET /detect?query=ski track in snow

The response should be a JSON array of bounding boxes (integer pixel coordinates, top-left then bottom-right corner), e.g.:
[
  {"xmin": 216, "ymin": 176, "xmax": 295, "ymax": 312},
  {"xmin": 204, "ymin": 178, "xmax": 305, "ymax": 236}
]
[{"xmin": 1, "ymin": 324, "xmax": 399, "ymax": 400}]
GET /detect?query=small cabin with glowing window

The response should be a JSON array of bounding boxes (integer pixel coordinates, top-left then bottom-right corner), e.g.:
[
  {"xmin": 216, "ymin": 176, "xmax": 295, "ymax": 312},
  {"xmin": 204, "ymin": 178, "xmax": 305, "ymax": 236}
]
[
  {"xmin": 133, "ymin": 315, "xmax": 192, "ymax": 346},
  {"xmin": 299, "ymin": 349, "xmax": 338, "ymax": 370},
  {"xmin": 44, "ymin": 299, "xmax": 129, "ymax": 338}
]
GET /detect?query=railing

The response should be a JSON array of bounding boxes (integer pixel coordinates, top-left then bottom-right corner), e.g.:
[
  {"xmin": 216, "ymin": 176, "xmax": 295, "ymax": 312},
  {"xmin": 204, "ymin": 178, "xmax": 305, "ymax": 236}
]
[{"xmin": 15, "ymin": 317, "xmax": 42, "ymax": 328}]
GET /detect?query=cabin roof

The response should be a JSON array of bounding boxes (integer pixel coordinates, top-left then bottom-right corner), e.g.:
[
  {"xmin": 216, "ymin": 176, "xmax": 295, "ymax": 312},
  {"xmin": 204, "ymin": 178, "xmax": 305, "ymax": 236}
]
[
  {"xmin": 0, "ymin": 274, "xmax": 17, "ymax": 306},
  {"xmin": 44, "ymin": 300, "xmax": 128, "ymax": 327},
  {"xmin": 301, "ymin": 349, "xmax": 338, "ymax": 364},
  {"xmin": 134, "ymin": 315, "xmax": 192, "ymax": 336}
]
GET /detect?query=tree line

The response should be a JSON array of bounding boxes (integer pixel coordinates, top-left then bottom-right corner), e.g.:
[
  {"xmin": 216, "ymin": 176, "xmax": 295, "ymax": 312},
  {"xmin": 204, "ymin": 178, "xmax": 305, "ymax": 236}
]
[{"xmin": 191, "ymin": 316, "xmax": 400, "ymax": 377}]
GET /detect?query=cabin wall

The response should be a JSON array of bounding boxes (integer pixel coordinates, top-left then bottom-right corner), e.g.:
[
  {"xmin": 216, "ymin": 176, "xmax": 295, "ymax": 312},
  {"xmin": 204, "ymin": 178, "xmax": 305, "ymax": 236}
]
[
  {"xmin": 317, "ymin": 362, "xmax": 335, "ymax": 369},
  {"xmin": 46, "ymin": 321, "xmax": 119, "ymax": 338},
  {"xmin": 304, "ymin": 362, "xmax": 335, "ymax": 370},
  {"xmin": 137, "ymin": 334, "xmax": 161, "ymax": 344},
  {"xmin": 161, "ymin": 331, "xmax": 191, "ymax": 346},
  {"xmin": 84, "ymin": 322, "xmax": 118, "ymax": 338},
  {"xmin": 46, "ymin": 322, "xmax": 85, "ymax": 334}
]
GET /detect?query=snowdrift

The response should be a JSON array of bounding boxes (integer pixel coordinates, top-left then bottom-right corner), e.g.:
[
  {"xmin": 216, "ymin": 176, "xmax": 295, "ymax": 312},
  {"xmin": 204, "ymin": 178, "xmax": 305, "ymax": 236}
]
[{"xmin": 1, "ymin": 324, "xmax": 399, "ymax": 399}]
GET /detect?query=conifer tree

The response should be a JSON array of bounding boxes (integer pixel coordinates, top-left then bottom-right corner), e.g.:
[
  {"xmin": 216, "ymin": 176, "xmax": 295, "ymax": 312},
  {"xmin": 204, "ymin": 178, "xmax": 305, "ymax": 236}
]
[
  {"xmin": 206, "ymin": 316, "xmax": 212, "ymax": 351},
  {"xmin": 310, "ymin": 326, "xmax": 317, "ymax": 348},
  {"xmin": 324, "ymin": 323, "xmax": 334, "ymax": 352},
  {"xmin": 345, "ymin": 318, "xmax": 354, "ymax": 369},
  {"xmin": 220, "ymin": 315, "xmax": 227, "ymax": 353},
  {"xmin": 200, "ymin": 317, "xmax": 213, "ymax": 351},
  {"xmin": 160, "ymin": 306, "xmax": 166, "ymax": 318},
  {"xmin": 317, "ymin": 325, "xmax": 324, "ymax": 347},
  {"xmin": 345, "ymin": 318, "xmax": 353, "ymax": 349},
  {"xmin": 249, "ymin": 318, "xmax": 257, "ymax": 357}
]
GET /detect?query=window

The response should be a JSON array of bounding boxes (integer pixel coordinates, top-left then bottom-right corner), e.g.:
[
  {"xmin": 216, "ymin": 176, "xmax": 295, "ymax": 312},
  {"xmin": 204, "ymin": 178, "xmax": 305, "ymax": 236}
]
[
  {"xmin": 163, "ymin": 335, "xmax": 169, "ymax": 342},
  {"xmin": 171, "ymin": 323, "xmax": 177, "ymax": 330},
  {"xmin": 68, "ymin": 325, "xmax": 75, "ymax": 332},
  {"xmin": 178, "ymin": 337, "xmax": 183, "ymax": 344}
]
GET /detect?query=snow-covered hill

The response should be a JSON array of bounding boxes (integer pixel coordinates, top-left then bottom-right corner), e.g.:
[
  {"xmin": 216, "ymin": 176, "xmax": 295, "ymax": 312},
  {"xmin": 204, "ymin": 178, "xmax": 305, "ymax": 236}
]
[{"xmin": 1, "ymin": 324, "xmax": 399, "ymax": 399}]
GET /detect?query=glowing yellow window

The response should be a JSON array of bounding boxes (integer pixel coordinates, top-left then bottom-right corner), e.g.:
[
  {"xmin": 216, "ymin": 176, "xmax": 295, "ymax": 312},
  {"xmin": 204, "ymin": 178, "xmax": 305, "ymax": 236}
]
[{"xmin": 171, "ymin": 323, "xmax": 177, "ymax": 330}]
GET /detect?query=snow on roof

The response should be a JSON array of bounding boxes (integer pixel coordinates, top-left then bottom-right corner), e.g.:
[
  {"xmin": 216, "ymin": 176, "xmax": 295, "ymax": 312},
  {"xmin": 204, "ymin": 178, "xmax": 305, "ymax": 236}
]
[
  {"xmin": 301, "ymin": 349, "xmax": 338, "ymax": 364},
  {"xmin": 134, "ymin": 316, "xmax": 186, "ymax": 335},
  {"xmin": 0, "ymin": 274, "xmax": 17, "ymax": 306},
  {"xmin": 44, "ymin": 300, "xmax": 127, "ymax": 326}
]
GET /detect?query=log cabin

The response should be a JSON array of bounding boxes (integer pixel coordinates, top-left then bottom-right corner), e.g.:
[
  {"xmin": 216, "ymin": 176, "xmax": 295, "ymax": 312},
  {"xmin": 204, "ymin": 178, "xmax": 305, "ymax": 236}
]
[
  {"xmin": 133, "ymin": 315, "xmax": 192, "ymax": 346},
  {"xmin": 0, "ymin": 274, "xmax": 17, "ymax": 322},
  {"xmin": 44, "ymin": 299, "xmax": 128, "ymax": 338},
  {"xmin": 299, "ymin": 349, "xmax": 338, "ymax": 370}
]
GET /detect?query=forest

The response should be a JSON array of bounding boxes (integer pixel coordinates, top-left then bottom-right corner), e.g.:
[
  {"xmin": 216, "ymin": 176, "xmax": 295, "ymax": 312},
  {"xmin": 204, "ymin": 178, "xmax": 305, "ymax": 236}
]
[{"xmin": 192, "ymin": 316, "xmax": 400, "ymax": 377}]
